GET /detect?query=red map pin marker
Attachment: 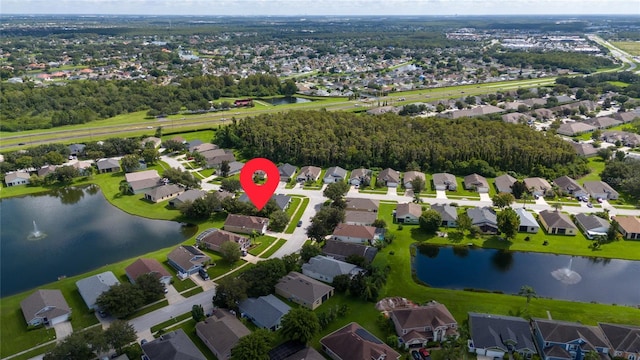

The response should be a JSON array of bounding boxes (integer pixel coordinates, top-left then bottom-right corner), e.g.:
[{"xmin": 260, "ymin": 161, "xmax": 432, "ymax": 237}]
[{"xmin": 239, "ymin": 158, "xmax": 280, "ymax": 211}]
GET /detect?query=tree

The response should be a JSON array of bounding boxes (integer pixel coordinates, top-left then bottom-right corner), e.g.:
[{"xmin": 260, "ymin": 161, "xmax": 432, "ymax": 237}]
[
  {"xmin": 221, "ymin": 178, "xmax": 242, "ymax": 192},
  {"xmin": 323, "ymin": 181, "xmax": 350, "ymax": 203},
  {"xmin": 607, "ymin": 219, "xmax": 620, "ymax": 242},
  {"xmin": 230, "ymin": 329, "xmax": 273, "ymax": 360},
  {"xmin": 155, "ymin": 126, "xmax": 163, "ymax": 138},
  {"xmin": 518, "ymin": 285, "xmax": 538, "ymax": 308},
  {"xmin": 268, "ymin": 210, "xmax": 290, "ymax": 232},
  {"xmin": 281, "ymin": 79, "xmax": 298, "ymax": 96},
  {"xmin": 410, "ymin": 176, "xmax": 426, "ymax": 194},
  {"xmin": 119, "ymin": 181, "xmax": 131, "ymax": 195},
  {"xmin": 163, "ymin": 167, "xmax": 199, "ymax": 189},
  {"xmin": 52, "ymin": 166, "xmax": 80, "ymax": 184},
  {"xmin": 282, "ymin": 253, "xmax": 301, "ymax": 273},
  {"xmin": 521, "ymin": 192, "xmax": 532, "ymax": 209},
  {"xmin": 44, "ymin": 327, "xmax": 106, "ymax": 360},
  {"xmin": 243, "ymin": 258, "xmax": 287, "ymax": 297},
  {"xmin": 280, "ymin": 307, "xmax": 320, "ymax": 344},
  {"xmin": 213, "ymin": 276, "xmax": 248, "ymax": 310},
  {"xmin": 332, "ymin": 274, "xmax": 351, "ymax": 293},
  {"xmin": 219, "ymin": 160, "xmax": 231, "ymax": 177},
  {"xmin": 300, "ymin": 243, "xmax": 322, "ymax": 262},
  {"xmin": 492, "ymin": 192, "xmax": 515, "ymax": 209},
  {"xmin": 135, "ymin": 273, "xmax": 165, "ymax": 303},
  {"xmin": 104, "ymin": 320, "xmax": 136, "ymax": 354},
  {"xmin": 439, "ymin": 336, "xmax": 464, "ymax": 360},
  {"xmin": 191, "ymin": 304, "xmax": 205, "ymax": 322},
  {"xmin": 457, "ymin": 212, "xmax": 472, "ymax": 233},
  {"xmin": 120, "ymin": 154, "xmax": 140, "ymax": 173},
  {"xmin": 162, "ymin": 139, "xmax": 186, "ymax": 152},
  {"xmin": 597, "ymin": 147, "xmax": 613, "ymax": 161},
  {"xmin": 220, "ymin": 241, "xmax": 242, "ymax": 264},
  {"xmin": 511, "ymin": 181, "xmax": 528, "ymax": 199},
  {"xmin": 141, "ymin": 147, "xmax": 159, "ymax": 165},
  {"xmin": 419, "ymin": 209, "xmax": 442, "ymax": 234},
  {"xmin": 372, "ymin": 219, "xmax": 387, "ymax": 229},
  {"xmin": 552, "ymin": 202, "xmax": 562, "ymax": 212},
  {"xmin": 96, "ymin": 282, "xmax": 145, "ymax": 318},
  {"xmin": 497, "ymin": 207, "xmax": 520, "ymax": 240}
]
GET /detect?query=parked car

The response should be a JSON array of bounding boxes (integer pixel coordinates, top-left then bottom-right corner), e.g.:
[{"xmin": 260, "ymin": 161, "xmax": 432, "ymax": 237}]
[
  {"xmin": 419, "ymin": 348, "xmax": 430, "ymax": 358},
  {"xmin": 587, "ymin": 202, "xmax": 593, "ymax": 208},
  {"xmin": 198, "ymin": 268, "xmax": 209, "ymax": 280},
  {"xmin": 98, "ymin": 309, "xmax": 108, "ymax": 318},
  {"xmin": 297, "ymin": 220, "xmax": 303, "ymax": 227},
  {"xmin": 597, "ymin": 198, "xmax": 604, "ymax": 203},
  {"xmin": 411, "ymin": 351, "xmax": 422, "ymax": 360}
]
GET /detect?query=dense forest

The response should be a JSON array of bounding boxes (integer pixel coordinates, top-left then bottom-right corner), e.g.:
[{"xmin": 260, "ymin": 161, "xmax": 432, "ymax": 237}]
[
  {"xmin": 492, "ymin": 51, "xmax": 613, "ymax": 74},
  {"xmin": 215, "ymin": 111, "xmax": 588, "ymax": 178},
  {"xmin": 555, "ymin": 71, "xmax": 640, "ymax": 99},
  {"xmin": 0, "ymin": 74, "xmax": 290, "ymax": 131}
]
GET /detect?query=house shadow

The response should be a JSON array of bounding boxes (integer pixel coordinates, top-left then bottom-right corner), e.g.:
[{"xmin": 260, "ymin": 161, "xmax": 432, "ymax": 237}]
[
  {"xmin": 447, "ymin": 231, "xmax": 464, "ymax": 243},
  {"xmin": 409, "ymin": 228, "xmax": 436, "ymax": 242},
  {"xmin": 482, "ymin": 235, "xmax": 513, "ymax": 250}
]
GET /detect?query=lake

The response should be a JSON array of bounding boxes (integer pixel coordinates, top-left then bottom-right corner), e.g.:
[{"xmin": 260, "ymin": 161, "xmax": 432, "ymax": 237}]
[
  {"xmin": 261, "ymin": 97, "xmax": 312, "ymax": 105},
  {"xmin": 414, "ymin": 244, "xmax": 640, "ymax": 305},
  {"xmin": 0, "ymin": 186, "xmax": 196, "ymax": 297}
]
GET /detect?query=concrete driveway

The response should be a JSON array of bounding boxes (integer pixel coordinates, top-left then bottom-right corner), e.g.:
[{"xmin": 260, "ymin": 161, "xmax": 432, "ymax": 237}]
[
  {"xmin": 479, "ymin": 193, "xmax": 491, "ymax": 202},
  {"xmin": 53, "ymin": 321, "xmax": 73, "ymax": 341},
  {"xmin": 435, "ymin": 190, "xmax": 448, "ymax": 199}
]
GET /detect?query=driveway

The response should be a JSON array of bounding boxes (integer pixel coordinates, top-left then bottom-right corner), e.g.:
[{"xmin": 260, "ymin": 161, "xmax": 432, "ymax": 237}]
[
  {"xmin": 479, "ymin": 193, "xmax": 491, "ymax": 202},
  {"xmin": 53, "ymin": 321, "xmax": 73, "ymax": 341},
  {"xmin": 435, "ymin": 190, "xmax": 448, "ymax": 200}
]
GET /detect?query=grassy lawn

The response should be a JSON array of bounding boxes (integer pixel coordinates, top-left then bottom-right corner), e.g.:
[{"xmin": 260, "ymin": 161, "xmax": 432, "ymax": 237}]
[
  {"xmin": 161, "ymin": 130, "xmax": 215, "ymax": 143},
  {"xmin": 611, "ymin": 41, "xmax": 640, "ymax": 56},
  {"xmin": 8, "ymin": 343, "xmax": 57, "ymax": 360},
  {"xmin": 303, "ymin": 170, "xmax": 325, "ymax": 190},
  {"xmin": 285, "ymin": 197, "xmax": 301, "ymax": 218},
  {"xmin": 182, "ymin": 287, "xmax": 204, "ymax": 298},
  {"xmin": 285, "ymin": 197, "xmax": 309, "ymax": 234},
  {"xmin": 577, "ymin": 157, "xmax": 606, "ymax": 183},
  {"xmin": 248, "ymin": 235, "xmax": 278, "ymax": 256},
  {"xmin": 259, "ymin": 239, "xmax": 287, "ymax": 258},
  {"xmin": 150, "ymin": 312, "xmax": 192, "ymax": 333},
  {"xmin": 172, "ymin": 277, "xmax": 198, "ymax": 292}
]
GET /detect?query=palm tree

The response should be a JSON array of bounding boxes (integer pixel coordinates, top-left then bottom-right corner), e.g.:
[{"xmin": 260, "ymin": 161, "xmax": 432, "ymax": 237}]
[
  {"xmin": 521, "ymin": 192, "xmax": 532, "ymax": 209},
  {"xmin": 552, "ymin": 202, "xmax": 562, "ymax": 212},
  {"xmin": 118, "ymin": 181, "xmax": 131, "ymax": 195},
  {"xmin": 518, "ymin": 285, "xmax": 538, "ymax": 308}
]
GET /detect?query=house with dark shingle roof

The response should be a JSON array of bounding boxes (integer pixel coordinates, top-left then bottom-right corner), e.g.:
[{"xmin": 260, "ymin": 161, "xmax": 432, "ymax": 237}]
[
  {"xmin": 598, "ymin": 322, "xmax": 640, "ymax": 360},
  {"xmin": 349, "ymin": 168, "xmax": 372, "ymax": 186},
  {"xmin": 196, "ymin": 228, "xmax": 250, "ymax": 252},
  {"xmin": 238, "ymin": 193, "xmax": 291, "ymax": 211},
  {"xmin": 144, "ymin": 184, "xmax": 184, "ymax": 203},
  {"xmin": 142, "ymin": 329, "xmax": 206, "ymax": 360},
  {"xmin": 302, "ymin": 256, "xmax": 364, "ymax": 284},
  {"xmin": 224, "ymin": 214, "xmax": 269, "ymax": 235},
  {"xmin": 431, "ymin": 204, "xmax": 458, "ymax": 227},
  {"xmin": 68, "ymin": 144, "xmax": 86, "ymax": 156},
  {"xmin": 37, "ymin": 165, "xmax": 57, "ymax": 177},
  {"xmin": 169, "ymin": 189, "xmax": 207, "ymax": 208},
  {"xmin": 584, "ymin": 116, "xmax": 622, "ymax": 129},
  {"xmin": 494, "ymin": 174, "xmax": 517, "ymax": 194},
  {"xmin": 613, "ymin": 216, "xmax": 640, "ymax": 240},
  {"xmin": 196, "ymin": 309, "xmax": 250, "ymax": 360},
  {"xmin": 553, "ymin": 176, "xmax": 588, "ymax": 199},
  {"xmin": 321, "ymin": 239, "xmax": 378, "ymax": 263},
  {"xmin": 464, "ymin": 173, "xmax": 490, "ymax": 193},
  {"xmin": 268, "ymin": 341, "xmax": 325, "ymax": 360},
  {"xmin": 532, "ymin": 318, "xmax": 611, "ymax": 360},
  {"xmin": 467, "ymin": 207, "xmax": 498, "ymax": 234},
  {"xmin": 321, "ymin": 322, "xmax": 401, "ymax": 360},
  {"xmin": 167, "ymin": 245, "xmax": 210, "ymax": 277},
  {"xmin": 76, "ymin": 271, "xmax": 120, "ymax": 310},
  {"xmin": 574, "ymin": 213, "xmax": 610, "ymax": 239},
  {"xmin": 125, "ymin": 258, "xmax": 172, "ymax": 285},
  {"xmin": 569, "ymin": 141, "xmax": 598, "ymax": 157},
  {"xmin": 395, "ymin": 203, "xmax": 422, "ymax": 224},
  {"xmin": 96, "ymin": 158, "xmax": 121, "ymax": 173},
  {"xmin": 323, "ymin": 166, "xmax": 347, "ymax": 184},
  {"xmin": 275, "ymin": 271, "xmax": 334, "ymax": 310},
  {"xmin": 432, "ymin": 173, "xmax": 457, "ymax": 191},
  {"xmin": 378, "ymin": 168, "xmax": 401, "ymax": 187},
  {"xmin": 238, "ymin": 294, "xmax": 291, "ymax": 331},
  {"xmin": 296, "ymin": 166, "xmax": 322, "ymax": 182},
  {"xmin": 538, "ymin": 210, "xmax": 577, "ymax": 235},
  {"xmin": 20, "ymin": 289, "xmax": 71, "ymax": 326},
  {"xmin": 468, "ymin": 313, "xmax": 537, "ymax": 359},
  {"xmin": 583, "ymin": 181, "xmax": 619, "ymax": 200},
  {"xmin": 125, "ymin": 169, "xmax": 161, "ymax": 194},
  {"xmin": 403, "ymin": 171, "xmax": 426, "ymax": 189},
  {"xmin": 390, "ymin": 301, "xmax": 458, "ymax": 348},
  {"xmin": 278, "ymin": 163, "xmax": 297, "ymax": 182}
]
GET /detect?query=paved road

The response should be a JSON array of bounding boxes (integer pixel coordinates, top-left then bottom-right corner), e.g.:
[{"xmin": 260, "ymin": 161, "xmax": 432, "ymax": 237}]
[{"xmin": 588, "ymin": 34, "xmax": 638, "ymax": 73}]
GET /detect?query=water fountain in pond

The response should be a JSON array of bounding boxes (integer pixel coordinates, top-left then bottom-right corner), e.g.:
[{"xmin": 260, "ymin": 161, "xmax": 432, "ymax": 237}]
[
  {"xmin": 27, "ymin": 220, "xmax": 47, "ymax": 240},
  {"xmin": 551, "ymin": 258, "xmax": 582, "ymax": 285}
]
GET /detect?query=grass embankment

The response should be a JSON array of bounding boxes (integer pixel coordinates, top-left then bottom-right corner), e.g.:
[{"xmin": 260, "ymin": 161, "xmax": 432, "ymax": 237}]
[
  {"xmin": 284, "ymin": 197, "xmax": 309, "ymax": 234},
  {"xmin": 259, "ymin": 239, "xmax": 287, "ymax": 258},
  {"xmin": 182, "ymin": 287, "xmax": 204, "ymax": 298},
  {"xmin": 150, "ymin": 312, "xmax": 192, "ymax": 333}
]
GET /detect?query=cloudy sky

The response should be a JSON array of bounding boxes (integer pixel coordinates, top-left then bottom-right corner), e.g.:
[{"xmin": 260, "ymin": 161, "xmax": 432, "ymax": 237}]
[{"xmin": 2, "ymin": 0, "xmax": 638, "ymax": 15}]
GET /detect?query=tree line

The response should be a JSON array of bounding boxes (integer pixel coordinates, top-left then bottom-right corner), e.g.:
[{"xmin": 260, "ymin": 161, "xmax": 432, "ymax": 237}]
[
  {"xmin": 491, "ymin": 50, "xmax": 614, "ymax": 74},
  {"xmin": 215, "ymin": 110, "xmax": 587, "ymax": 178}
]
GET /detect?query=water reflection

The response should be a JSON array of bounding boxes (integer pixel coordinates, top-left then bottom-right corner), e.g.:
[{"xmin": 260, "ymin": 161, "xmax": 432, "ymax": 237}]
[{"xmin": 491, "ymin": 250, "xmax": 514, "ymax": 272}]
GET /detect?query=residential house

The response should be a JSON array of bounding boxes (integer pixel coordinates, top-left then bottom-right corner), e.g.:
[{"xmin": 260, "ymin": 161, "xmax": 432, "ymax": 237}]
[
  {"xmin": 349, "ymin": 168, "xmax": 372, "ymax": 186},
  {"xmin": 72, "ymin": 160, "xmax": 93, "ymax": 176},
  {"xmin": 238, "ymin": 294, "xmax": 291, "ymax": 331},
  {"xmin": 344, "ymin": 210, "xmax": 377, "ymax": 226},
  {"xmin": 464, "ymin": 173, "xmax": 490, "ymax": 193},
  {"xmin": 196, "ymin": 309, "xmax": 250, "ymax": 360},
  {"xmin": 598, "ymin": 323, "xmax": 640, "ymax": 360},
  {"xmin": 532, "ymin": 318, "xmax": 611, "ymax": 360},
  {"xmin": 332, "ymin": 223, "xmax": 381, "ymax": 244},
  {"xmin": 395, "ymin": 203, "xmax": 422, "ymax": 224},
  {"xmin": 238, "ymin": 193, "xmax": 291, "ymax": 211},
  {"xmin": 502, "ymin": 112, "xmax": 534, "ymax": 125},
  {"xmin": 441, "ymin": 105, "xmax": 504, "ymax": 119},
  {"xmin": 321, "ymin": 239, "xmax": 378, "ymax": 263},
  {"xmin": 168, "ymin": 189, "xmax": 207, "ymax": 208},
  {"xmin": 602, "ymin": 131, "xmax": 640, "ymax": 148},
  {"xmin": 538, "ymin": 210, "xmax": 578, "ymax": 235},
  {"xmin": 302, "ymin": 255, "xmax": 364, "ymax": 284},
  {"xmin": 467, "ymin": 207, "xmax": 498, "ymax": 234},
  {"xmin": 227, "ymin": 161, "xmax": 245, "ymax": 176},
  {"xmin": 205, "ymin": 152, "xmax": 236, "ymax": 169},
  {"xmin": 37, "ymin": 165, "xmax": 57, "ymax": 177},
  {"xmin": 533, "ymin": 108, "xmax": 554, "ymax": 120},
  {"xmin": 494, "ymin": 174, "xmax": 517, "ymax": 194},
  {"xmin": 584, "ymin": 116, "xmax": 622, "ymax": 129},
  {"xmin": 141, "ymin": 137, "xmax": 162, "ymax": 149},
  {"xmin": 125, "ymin": 258, "xmax": 172, "ymax": 285},
  {"xmin": 144, "ymin": 184, "xmax": 184, "ymax": 203},
  {"xmin": 125, "ymin": 170, "xmax": 161, "ymax": 194},
  {"xmin": 390, "ymin": 301, "xmax": 458, "ymax": 348},
  {"xmin": 275, "ymin": 271, "xmax": 335, "ymax": 310},
  {"xmin": 68, "ymin": 143, "xmax": 86, "ymax": 156},
  {"xmin": 320, "ymin": 322, "xmax": 401, "ymax": 360},
  {"xmin": 378, "ymin": 168, "xmax": 401, "ymax": 187},
  {"xmin": 96, "ymin": 158, "xmax": 121, "ymax": 173},
  {"xmin": 192, "ymin": 143, "xmax": 218, "ymax": 153},
  {"xmin": 20, "ymin": 289, "xmax": 71, "ymax": 326},
  {"xmin": 574, "ymin": 213, "xmax": 610, "ymax": 239},
  {"xmin": 345, "ymin": 198, "xmax": 379, "ymax": 212},
  {"xmin": 268, "ymin": 341, "xmax": 325, "ymax": 360},
  {"xmin": 613, "ymin": 112, "xmax": 640, "ymax": 124},
  {"xmin": 186, "ymin": 139, "xmax": 204, "ymax": 152},
  {"xmin": 431, "ymin": 204, "xmax": 458, "ymax": 227},
  {"xmin": 524, "ymin": 177, "xmax": 551, "ymax": 197},
  {"xmin": 76, "ymin": 271, "xmax": 120, "ymax": 310},
  {"xmin": 557, "ymin": 122, "xmax": 597, "ymax": 136},
  {"xmin": 196, "ymin": 228, "xmax": 250, "ymax": 252},
  {"xmin": 583, "ymin": 181, "xmax": 619, "ymax": 200},
  {"xmin": 614, "ymin": 216, "xmax": 640, "ymax": 240},
  {"xmin": 432, "ymin": 173, "xmax": 458, "ymax": 191},
  {"xmin": 553, "ymin": 176, "xmax": 588, "ymax": 199},
  {"xmin": 403, "ymin": 171, "xmax": 426, "ymax": 189},
  {"xmin": 142, "ymin": 329, "xmax": 207, "ymax": 360},
  {"xmin": 296, "ymin": 166, "xmax": 322, "ymax": 182},
  {"xmin": 569, "ymin": 142, "xmax": 598, "ymax": 157},
  {"xmin": 515, "ymin": 208, "xmax": 540, "ymax": 233},
  {"xmin": 278, "ymin": 163, "xmax": 297, "ymax": 182},
  {"xmin": 468, "ymin": 313, "xmax": 537, "ymax": 359},
  {"xmin": 167, "ymin": 245, "xmax": 210, "ymax": 277},
  {"xmin": 4, "ymin": 171, "xmax": 30, "ymax": 187},
  {"xmin": 223, "ymin": 214, "xmax": 269, "ymax": 235},
  {"xmin": 323, "ymin": 166, "xmax": 347, "ymax": 184}
]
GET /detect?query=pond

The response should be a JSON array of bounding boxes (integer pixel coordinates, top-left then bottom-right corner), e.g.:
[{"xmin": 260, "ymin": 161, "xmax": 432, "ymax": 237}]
[
  {"xmin": 414, "ymin": 244, "xmax": 640, "ymax": 305},
  {"xmin": 261, "ymin": 97, "xmax": 312, "ymax": 105},
  {"xmin": 0, "ymin": 186, "xmax": 197, "ymax": 297}
]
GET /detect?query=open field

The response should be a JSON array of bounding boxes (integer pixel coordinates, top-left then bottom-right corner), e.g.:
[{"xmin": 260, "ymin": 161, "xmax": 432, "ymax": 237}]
[{"xmin": 611, "ymin": 41, "xmax": 640, "ymax": 56}]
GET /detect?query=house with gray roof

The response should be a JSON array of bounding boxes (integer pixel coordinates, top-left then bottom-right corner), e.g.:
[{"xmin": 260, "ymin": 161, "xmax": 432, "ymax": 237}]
[
  {"xmin": 238, "ymin": 294, "xmax": 291, "ymax": 331},
  {"xmin": 494, "ymin": 174, "xmax": 517, "ymax": 194},
  {"xmin": 432, "ymin": 173, "xmax": 457, "ymax": 191},
  {"xmin": 464, "ymin": 173, "xmax": 490, "ymax": 193},
  {"xmin": 532, "ymin": 318, "xmax": 611, "ymax": 360},
  {"xmin": 125, "ymin": 169, "xmax": 161, "ymax": 194},
  {"xmin": 378, "ymin": 168, "xmax": 400, "ymax": 187},
  {"xmin": 502, "ymin": 112, "xmax": 533, "ymax": 125},
  {"xmin": 553, "ymin": 176, "xmax": 588, "ymax": 199},
  {"xmin": 583, "ymin": 181, "xmax": 619, "ymax": 200},
  {"xmin": 20, "ymin": 289, "xmax": 71, "ymax": 326},
  {"xmin": 275, "ymin": 271, "xmax": 334, "ymax": 310},
  {"xmin": 569, "ymin": 141, "xmax": 598, "ymax": 157},
  {"xmin": 598, "ymin": 322, "xmax": 640, "ymax": 360},
  {"xmin": 68, "ymin": 144, "xmax": 86, "ymax": 156},
  {"xmin": 238, "ymin": 193, "xmax": 291, "ymax": 210},
  {"xmin": 524, "ymin": 177, "xmax": 551, "ymax": 197},
  {"xmin": 613, "ymin": 111, "xmax": 640, "ymax": 124},
  {"xmin": 302, "ymin": 255, "xmax": 364, "ymax": 284},
  {"xmin": 37, "ymin": 165, "xmax": 57, "ymax": 177},
  {"xmin": 345, "ymin": 198, "xmax": 379, "ymax": 212},
  {"xmin": 574, "ymin": 213, "xmax": 610, "ymax": 239},
  {"xmin": 403, "ymin": 171, "xmax": 426, "ymax": 189},
  {"xmin": 321, "ymin": 239, "xmax": 378, "ymax": 263},
  {"xmin": 468, "ymin": 313, "xmax": 537, "ymax": 359},
  {"xmin": 515, "ymin": 208, "xmax": 539, "ymax": 233},
  {"xmin": 349, "ymin": 168, "xmax": 372, "ymax": 186},
  {"xmin": 278, "ymin": 163, "xmax": 297, "ymax": 182},
  {"xmin": 344, "ymin": 210, "xmax": 377, "ymax": 226},
  {"xmin": 538, "ymin": 210, "xmax": 577, "ymax": 236},
  {"xmin": 4, "ymin": 171, "xmax": 30, "ymax": 187},
  {"xmin": 169, "ymin": 189, "xmax": 207, "ymax": 208},
  {"xmin": 467, "ymin": 207, "xmax": 498, "ymax": 234},
  {"xmin": 323, "ymin": 166, "xmax": 347, "ymax": 184},
  {"xmin": 431, "ymin": 204, "xmax": 458, "ymax": 228},
  {"xmin": 442, "ymin": 105, "xmax": 504, "ymax": 119},
  {"xmin": 142, "ymin": 137, "xmax": 162, "ymax": 149},
  {"xmin": 96, "ymin": 158, "xmax": 121, "ymax": 173},
  {"xmin": 196, "ymin": 309, "xmax": 250, "ymax": 360},
  {"xmin": 226, "ymin": 161, "xmax": 244, "ymax": 176},
  {"xmin": 268, "ymin": 341, "xmax": 325, "ymax": 360},
  {"xmin": 395, "ymin": 203, "xmax": 422, "ymax": 224},
  {"xmin": 297, "ymin": 166, "xmax": 322, "ymax": 182},
  {"xmin": 584, "ymin": 116, "xmax": 622, "ymax": 129},
  {"xmin": 76, "ymin": 271, "xmax": 120, "ymax": 310},
  {"xmin": 144, "ymin": 184, "xmax": 184, "ymax": 203},
  {"xmin": 142, "ymin": 329, "xmax": 206, "ymax": 360},
  {"xmin": 557, "ymin": 122, "xmax": 597, "ymax": 136},
  {"xmin": 167, "ymin": 245, "xmax": 210, "ymax": 277}
]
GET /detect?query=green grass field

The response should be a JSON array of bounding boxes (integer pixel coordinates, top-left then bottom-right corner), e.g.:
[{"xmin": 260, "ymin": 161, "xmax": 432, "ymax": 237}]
[
  {"xmin": 285, "ymin": 197, "xmax": 309, "ymax": 234},
  {"xmin": 612, "ymin": 41, "xmax": 640, "ymax": 56},
  {"xmin": 259, "ymin": 239, "xmax": 287, "ymax": 258}
]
